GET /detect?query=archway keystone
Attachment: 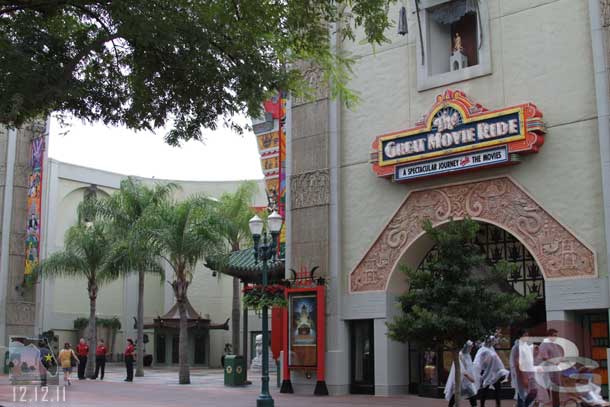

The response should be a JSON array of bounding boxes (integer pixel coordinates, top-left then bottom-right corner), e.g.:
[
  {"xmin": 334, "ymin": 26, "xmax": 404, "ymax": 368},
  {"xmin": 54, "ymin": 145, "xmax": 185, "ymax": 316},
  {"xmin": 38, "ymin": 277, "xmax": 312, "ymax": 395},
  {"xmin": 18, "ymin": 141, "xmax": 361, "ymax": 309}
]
[{"xmin": 349, "ymin": 177, "xmax": 597, "ymax": 292}]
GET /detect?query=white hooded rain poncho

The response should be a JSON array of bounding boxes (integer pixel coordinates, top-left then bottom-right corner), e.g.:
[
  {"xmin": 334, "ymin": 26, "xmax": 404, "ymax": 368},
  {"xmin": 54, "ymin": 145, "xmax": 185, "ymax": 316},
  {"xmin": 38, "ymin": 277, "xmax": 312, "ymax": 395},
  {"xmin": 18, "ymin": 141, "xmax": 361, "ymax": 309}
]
[
  {"xmin": 510, "ymin": 338, "xmax": 536, "ymax": 401},
  {"xmin": 444, "ymin": 341, "xmax": 480, "ymax": 401},
  {"xmin": 474, "ymin": 336, "xmax": 509, "ymax": 389}
]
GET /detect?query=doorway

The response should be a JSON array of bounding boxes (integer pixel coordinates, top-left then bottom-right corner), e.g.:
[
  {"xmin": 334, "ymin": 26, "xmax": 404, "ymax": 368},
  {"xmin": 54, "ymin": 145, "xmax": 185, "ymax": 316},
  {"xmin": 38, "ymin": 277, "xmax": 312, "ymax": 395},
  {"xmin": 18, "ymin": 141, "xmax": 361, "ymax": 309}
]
[
  {"xmin": 171, "ymin": 335, "xmax": 179, "ymax": 364},
  {"xmin": 194, "ymin": 333, "xmax": 207, "ymax": 365},
  {"xmin": 350, "ymin": 319, "xmax": 375, "ymax": 394},
  {"xmin": 156, "ymin": 334, "xmax": 166, "ymax": 364},
  {"xmin": 408, "ymin": 221, "xmax": 547, "ymax": 397}
]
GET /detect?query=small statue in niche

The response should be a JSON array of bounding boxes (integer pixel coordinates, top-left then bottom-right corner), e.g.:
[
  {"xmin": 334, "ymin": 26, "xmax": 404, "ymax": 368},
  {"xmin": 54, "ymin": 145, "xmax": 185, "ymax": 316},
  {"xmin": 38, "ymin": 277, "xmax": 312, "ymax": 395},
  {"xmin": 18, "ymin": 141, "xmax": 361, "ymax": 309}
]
[
  {"xmin": 450, "ymin": 32, "xmax": 468, "ymax": 71},
  {"xmin": 453, "ymin": 32, "xmax": 464, "ymax": 54}
]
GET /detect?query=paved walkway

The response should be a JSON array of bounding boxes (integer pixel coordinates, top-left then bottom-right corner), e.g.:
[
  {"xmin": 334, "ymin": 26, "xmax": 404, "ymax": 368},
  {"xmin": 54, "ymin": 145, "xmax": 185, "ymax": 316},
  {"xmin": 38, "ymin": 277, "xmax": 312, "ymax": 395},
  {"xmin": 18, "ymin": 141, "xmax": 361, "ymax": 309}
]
[{"xmin": 0, "ymin": 364, "xmax": 480, "ymax": 407}]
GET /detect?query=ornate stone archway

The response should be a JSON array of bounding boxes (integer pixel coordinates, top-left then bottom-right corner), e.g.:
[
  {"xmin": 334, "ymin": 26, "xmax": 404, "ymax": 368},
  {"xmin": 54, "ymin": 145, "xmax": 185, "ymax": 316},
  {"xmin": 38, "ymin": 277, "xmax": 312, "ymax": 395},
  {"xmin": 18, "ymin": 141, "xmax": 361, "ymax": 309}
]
[{"xmin": 349, "ymin": 177, "xmax": 597, "ymax": 292}]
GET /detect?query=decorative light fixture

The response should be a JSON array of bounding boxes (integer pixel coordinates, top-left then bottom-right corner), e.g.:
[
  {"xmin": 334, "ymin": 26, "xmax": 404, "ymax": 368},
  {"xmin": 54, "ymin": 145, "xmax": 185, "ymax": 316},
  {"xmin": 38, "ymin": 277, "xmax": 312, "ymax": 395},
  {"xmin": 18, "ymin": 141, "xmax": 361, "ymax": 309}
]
[
  {"xmin": 398, "ymin": 5, "xmax": 408, "ymax": 35},
  {"xmin": 267, "ymin": 211, "xmax": 283, "ymax": 234},
  {"xmin": 249, "ymin": 211, "xmax": 283, "ymax": 407},
  {"xmin": 248, "ymin": 214, "xmax": 264, "ymax": 237}
]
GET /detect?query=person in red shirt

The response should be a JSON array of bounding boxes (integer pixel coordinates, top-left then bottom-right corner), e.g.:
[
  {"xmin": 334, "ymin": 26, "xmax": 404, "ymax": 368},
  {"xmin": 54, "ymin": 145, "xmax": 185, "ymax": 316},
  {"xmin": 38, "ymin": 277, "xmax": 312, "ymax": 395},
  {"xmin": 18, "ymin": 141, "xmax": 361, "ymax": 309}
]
[
  {"xmin": 75, "ymin": 338, "xmax": 89, "ymax": 380},
  {"xmin": 124, "ymin": 339, "xmax": 135, "ymax": 382},
  {"xmin": 93, "ymin": 339, "xmax": 107, "ymax": 380}
]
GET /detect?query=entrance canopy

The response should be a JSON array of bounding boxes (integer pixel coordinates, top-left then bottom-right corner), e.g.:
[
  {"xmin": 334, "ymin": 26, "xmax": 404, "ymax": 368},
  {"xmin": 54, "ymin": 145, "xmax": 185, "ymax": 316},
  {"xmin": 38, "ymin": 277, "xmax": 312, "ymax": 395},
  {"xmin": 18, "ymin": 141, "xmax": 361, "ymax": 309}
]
[{"xmin": 206, "ymin": 247, "xmax": 285, "ymax": 284}]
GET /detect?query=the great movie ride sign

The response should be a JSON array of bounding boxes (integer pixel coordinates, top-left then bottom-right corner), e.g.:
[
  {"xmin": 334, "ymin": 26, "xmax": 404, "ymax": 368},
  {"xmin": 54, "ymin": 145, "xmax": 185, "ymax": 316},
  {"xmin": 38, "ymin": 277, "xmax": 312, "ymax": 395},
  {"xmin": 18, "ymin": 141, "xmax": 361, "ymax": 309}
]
[{"xmin": 371, "ymin": 90, "xmax": 546, "ymax": 182}]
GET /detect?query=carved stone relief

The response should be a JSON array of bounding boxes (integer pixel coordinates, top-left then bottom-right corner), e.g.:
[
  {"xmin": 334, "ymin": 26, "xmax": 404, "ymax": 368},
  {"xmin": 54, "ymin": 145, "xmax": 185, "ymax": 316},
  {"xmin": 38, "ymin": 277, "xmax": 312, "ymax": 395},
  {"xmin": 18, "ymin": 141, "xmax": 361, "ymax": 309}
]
[
  {"xmin": 602, "ymin": 0, "xmax": 610, "ymax": 27},
  {"xmin": 6, "ymin": 302, "xmax": 36, "ymax": 326},
  {"xmin": 350, "ymin": 177, "xmax": 597, "ymax": 292},
  {"xmin": 291, "ymin": 170, "xmax": 330, "ymax": 209},
  {"xmin": 291, "ymin": 62, "xmax": 329, "ymax": 106}
]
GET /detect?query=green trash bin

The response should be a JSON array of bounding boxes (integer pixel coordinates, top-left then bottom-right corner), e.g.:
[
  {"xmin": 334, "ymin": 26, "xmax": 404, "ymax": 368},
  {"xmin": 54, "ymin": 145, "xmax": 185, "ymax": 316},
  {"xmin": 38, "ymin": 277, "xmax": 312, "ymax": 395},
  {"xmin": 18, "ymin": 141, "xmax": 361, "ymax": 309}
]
[
  {"xmin": 3, "ymin": 350, "xmax": 9, "ymax": 374},
  {"xmin": 224, "ymin": 355, "xmax": 245, "ymax": 386}
]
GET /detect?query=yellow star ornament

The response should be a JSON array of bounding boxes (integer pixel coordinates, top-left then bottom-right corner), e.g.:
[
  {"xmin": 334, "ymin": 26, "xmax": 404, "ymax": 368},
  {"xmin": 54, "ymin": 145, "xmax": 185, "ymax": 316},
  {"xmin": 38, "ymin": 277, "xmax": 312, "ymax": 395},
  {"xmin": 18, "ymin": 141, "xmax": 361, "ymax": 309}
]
[{"xmin": 44, "ymin": 354, "xmax": 53, "ymax": 363}]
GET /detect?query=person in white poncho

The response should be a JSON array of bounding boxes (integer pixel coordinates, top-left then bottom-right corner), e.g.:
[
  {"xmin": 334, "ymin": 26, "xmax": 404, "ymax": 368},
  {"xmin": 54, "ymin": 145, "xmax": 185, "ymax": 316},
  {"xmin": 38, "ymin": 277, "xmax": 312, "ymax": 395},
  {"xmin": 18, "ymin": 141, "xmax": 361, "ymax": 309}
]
[
  {"xmin": 445, "ymin": 340, "xmax": 479, "ymax": 407},
  {"xmin": 474, "ymin": 335, "xmax": 509, "ymax": 407},
  {"xmin": 510, "ymin": 329, "xmax": 537, "ymax": 407}
]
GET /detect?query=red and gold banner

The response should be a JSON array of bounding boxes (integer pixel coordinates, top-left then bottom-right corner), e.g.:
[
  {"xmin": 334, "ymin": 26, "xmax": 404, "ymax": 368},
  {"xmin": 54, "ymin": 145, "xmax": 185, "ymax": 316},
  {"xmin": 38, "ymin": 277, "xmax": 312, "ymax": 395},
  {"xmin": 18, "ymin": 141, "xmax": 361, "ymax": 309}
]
[{"xmin": 253, "ymin": 92, "xmax": 287, "ymax": 243}]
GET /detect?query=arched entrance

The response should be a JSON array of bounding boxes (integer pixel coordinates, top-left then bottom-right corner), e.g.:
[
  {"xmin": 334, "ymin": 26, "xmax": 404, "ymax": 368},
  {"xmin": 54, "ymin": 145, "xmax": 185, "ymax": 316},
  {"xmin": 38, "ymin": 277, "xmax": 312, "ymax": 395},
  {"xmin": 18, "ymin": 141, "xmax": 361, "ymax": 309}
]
[
  {"xmin": 350, "ymin": 177, "xmax": 597, "ymax": 293},
  {"xmin": 408, "ymin": 221, "xmax": 546, "ymax": 397},
  {"xmin": 345, "ymin": 177, "xmax": 600, "ymax": 397}
]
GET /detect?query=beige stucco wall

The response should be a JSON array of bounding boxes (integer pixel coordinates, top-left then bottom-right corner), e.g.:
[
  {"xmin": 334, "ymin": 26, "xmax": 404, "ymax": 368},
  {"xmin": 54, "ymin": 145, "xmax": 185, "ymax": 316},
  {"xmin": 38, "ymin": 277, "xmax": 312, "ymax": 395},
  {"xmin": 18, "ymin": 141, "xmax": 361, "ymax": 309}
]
[
  {"xmin": 339, "ymin": 0, "xmax": 606, "ymax": 289},
  {"xmin": 40, "ymin": 159, "xmax": 266, "ymax": 365}
]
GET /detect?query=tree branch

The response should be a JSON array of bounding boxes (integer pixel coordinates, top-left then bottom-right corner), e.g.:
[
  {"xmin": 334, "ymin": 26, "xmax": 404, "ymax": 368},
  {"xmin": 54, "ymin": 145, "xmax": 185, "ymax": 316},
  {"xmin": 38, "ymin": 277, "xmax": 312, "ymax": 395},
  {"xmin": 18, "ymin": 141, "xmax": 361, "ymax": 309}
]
[{"xmin": 66, "ymin": 2, "xmax": 122, "ymax": 71}]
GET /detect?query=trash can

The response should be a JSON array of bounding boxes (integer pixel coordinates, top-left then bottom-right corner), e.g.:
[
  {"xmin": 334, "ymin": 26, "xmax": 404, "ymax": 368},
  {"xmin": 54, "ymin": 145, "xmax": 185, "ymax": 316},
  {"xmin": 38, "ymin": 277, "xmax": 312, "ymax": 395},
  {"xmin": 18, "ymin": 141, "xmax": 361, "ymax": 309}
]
[
  {"xmin": 3, "ymin": 350, "xmax": 9, "ymax": 374},
  {"xmin": 224, "ymin": 355, "xmax": 245, "ymax": 386}
]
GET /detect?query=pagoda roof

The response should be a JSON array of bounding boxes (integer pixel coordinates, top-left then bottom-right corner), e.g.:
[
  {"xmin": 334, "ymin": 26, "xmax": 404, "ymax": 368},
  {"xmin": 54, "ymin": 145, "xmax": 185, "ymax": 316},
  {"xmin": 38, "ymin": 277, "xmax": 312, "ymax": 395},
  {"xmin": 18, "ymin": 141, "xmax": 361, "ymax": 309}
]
[
  {"xmin": 144, "ymin": 297, "xmax": 229, "ymax": 330},
  {"xmin": 205, "ymin": 247, "xmax": 285, "ymax": 284}
]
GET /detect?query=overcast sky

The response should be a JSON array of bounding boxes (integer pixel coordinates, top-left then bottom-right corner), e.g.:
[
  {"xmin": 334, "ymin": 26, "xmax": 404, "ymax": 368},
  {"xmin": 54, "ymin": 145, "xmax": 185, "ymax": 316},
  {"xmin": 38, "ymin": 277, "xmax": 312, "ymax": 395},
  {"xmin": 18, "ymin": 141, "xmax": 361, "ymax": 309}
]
[{"xmin": 48, "ymin": 115, "xmax": 264, "ymax": 181}]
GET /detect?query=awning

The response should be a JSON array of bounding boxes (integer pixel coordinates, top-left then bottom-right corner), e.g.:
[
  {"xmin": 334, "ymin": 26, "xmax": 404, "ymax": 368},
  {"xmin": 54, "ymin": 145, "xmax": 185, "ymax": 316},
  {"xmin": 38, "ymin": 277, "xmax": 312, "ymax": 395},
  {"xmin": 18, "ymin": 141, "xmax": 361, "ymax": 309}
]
[{"xmin": 205, "ymin": 247, "xmax": 285, "ymax": 284}]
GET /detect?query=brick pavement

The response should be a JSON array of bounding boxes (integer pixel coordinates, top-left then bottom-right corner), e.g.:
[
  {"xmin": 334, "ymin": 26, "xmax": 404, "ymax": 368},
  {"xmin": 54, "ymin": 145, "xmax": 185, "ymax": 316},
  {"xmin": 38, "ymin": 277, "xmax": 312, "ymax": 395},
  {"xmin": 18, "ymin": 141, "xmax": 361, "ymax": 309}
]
[{"xmin": 0, "ymin": 364, "xmax": 511, "ymax": 407}]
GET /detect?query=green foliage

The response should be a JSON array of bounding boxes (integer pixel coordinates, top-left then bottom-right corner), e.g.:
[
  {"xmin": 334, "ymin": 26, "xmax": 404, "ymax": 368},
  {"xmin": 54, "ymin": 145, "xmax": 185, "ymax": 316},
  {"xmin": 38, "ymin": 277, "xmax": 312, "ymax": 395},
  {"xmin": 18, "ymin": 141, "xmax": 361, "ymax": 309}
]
[
  {"xmin": 74, "ymin": 316, "xmax": 121, "ymax": 331},
  {"xmin": 242, "ymin": 284, "xmax": 287, "ymax": 312},
  {"xmin": 387, "ymin": 219, "xmax": 534, "ymax": 351},
  {"xmin": 145, "ymin": 195, "xmax": 224, "ymax": 283},
  {"xmin": 0, "ymin": 0, "xmax": 395, "ymax": 143},
  {"xmin": 36, "ymin": 200, "xmax": 118, "ymax": 291},
  {"xmin": 215, "ymin": 181, "xmax": 257, "ymax": 252},
  {"xmin": 99, "ymin": 177, "xmax": 176, "ymax": 279}
]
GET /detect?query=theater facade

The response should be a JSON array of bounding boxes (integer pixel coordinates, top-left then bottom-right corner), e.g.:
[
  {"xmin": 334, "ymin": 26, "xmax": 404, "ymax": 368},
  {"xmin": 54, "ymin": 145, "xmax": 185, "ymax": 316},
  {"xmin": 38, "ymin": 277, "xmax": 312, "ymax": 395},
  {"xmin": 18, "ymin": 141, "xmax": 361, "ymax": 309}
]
[{"xmin": 283, "ymin": 0, "xmax": 610, "ymax": 398}]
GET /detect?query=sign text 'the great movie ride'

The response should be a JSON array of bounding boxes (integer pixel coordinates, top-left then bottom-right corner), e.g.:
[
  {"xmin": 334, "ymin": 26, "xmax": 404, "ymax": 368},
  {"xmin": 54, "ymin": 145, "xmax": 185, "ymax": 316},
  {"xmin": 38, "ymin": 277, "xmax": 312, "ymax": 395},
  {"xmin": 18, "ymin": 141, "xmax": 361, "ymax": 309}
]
[{"xmin": 370, "ymin": 90, "xmax": 546, "ymax": 182}]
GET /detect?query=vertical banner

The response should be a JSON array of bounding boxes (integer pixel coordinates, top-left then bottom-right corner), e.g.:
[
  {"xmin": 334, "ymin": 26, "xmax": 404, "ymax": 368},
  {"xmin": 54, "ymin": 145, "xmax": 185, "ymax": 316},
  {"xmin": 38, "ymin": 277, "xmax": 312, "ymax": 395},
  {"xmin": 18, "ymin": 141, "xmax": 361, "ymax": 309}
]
[
  {"xmin": 25, "ymin": 137, "xmax": 45, "ymax": 276},
  {"xmin": 252, "ymin": 91, "xmax": 287, "ymax": 247}
]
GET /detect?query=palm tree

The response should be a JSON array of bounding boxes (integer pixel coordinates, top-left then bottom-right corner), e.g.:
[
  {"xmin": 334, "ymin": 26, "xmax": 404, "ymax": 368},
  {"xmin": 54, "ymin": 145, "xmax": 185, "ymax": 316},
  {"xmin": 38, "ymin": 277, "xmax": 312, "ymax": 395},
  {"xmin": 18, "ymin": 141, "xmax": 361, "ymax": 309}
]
[
  {"xmin": 101, "ymin": 177, "xmax": 176, "ymax": 377},
  {"xmin": 215, "ymin": 181, "xmax": 257, "ymax": 357},
  {"xmin": 38, "ymin": 202, "xmax": 116, "ymax": 379},
  {"xmin": 145, "ymin": 196, "xmax": 222, "ymax": 384}
]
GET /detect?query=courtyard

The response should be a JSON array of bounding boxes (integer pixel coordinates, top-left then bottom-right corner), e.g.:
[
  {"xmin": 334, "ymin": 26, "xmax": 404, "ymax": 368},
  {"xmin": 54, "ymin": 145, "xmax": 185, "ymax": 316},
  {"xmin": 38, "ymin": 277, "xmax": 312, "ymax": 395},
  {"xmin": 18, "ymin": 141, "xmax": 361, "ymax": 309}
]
[{"xmin": 0, "ymin": 365, "xmax": 449, "ymax": 407}]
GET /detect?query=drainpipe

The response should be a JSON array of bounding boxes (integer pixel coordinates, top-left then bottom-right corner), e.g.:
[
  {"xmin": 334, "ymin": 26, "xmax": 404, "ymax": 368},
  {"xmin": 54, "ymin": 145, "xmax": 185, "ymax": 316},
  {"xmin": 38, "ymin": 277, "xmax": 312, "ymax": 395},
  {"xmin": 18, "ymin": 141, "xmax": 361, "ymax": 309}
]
[
  {"xmin": 0, "ymin": 126, "xmax": 18, "ymax": 347},
  {"xmin": 588, "ymin": 0, "xmax": 610, "ymax": 386},
  {"xmin": 327, "ymin": 18, "xmax": 346, "ymax": 393}
]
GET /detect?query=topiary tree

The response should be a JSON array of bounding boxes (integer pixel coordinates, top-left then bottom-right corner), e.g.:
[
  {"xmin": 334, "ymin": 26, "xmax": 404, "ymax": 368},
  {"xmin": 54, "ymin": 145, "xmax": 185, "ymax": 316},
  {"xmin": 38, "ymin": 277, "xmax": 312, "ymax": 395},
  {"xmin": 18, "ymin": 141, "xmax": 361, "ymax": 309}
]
[{"xmin": 387, "ymin": 218, "xmax": 533, "ymax": 406}]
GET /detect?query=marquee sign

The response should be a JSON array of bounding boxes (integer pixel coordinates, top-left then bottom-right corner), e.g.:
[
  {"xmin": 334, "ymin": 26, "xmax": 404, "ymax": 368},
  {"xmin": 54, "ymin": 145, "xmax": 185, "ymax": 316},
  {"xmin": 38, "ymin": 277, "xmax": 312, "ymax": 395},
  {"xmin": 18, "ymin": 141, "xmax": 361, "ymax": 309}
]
[{"xmin": 371, "ymin": 90, "xmax": 546, "ymax": 181}]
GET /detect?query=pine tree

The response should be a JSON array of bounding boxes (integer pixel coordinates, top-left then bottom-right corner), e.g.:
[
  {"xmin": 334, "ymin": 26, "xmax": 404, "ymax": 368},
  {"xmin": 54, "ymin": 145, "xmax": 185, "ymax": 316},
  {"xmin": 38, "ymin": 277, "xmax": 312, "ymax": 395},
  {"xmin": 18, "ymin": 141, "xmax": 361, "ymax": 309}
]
[{"xmin": 387, "ymin": 219, "xmax": 533, "ymax": 406}]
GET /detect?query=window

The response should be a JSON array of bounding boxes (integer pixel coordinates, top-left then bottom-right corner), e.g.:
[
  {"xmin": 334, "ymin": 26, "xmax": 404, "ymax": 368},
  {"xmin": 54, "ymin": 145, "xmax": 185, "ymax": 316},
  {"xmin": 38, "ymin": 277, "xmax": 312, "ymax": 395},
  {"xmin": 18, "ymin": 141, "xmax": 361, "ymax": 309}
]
[{"xmin": 416, "ymin": 0, "xmax": 491, "ymax": 91}]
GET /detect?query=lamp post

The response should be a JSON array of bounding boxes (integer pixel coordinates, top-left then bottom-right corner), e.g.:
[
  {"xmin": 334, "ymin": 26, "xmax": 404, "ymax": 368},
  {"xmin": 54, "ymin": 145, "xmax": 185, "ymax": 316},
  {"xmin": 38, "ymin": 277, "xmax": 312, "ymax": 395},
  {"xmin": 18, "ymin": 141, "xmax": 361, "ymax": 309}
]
[{"xmin": 249, "ymin": 211, "xmax": 282, "ymax": 407}]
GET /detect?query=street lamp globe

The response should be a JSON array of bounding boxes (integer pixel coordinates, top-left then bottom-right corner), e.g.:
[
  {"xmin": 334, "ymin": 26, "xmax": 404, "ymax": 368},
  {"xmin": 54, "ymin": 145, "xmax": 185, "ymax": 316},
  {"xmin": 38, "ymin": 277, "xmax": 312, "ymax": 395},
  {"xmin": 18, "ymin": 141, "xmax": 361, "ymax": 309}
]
[
  {"xmin": 249, "ymin": 214, "xmax": 264, "ymax": 237},
  {"xmin": 267, "ymin": 211, "xmax": 283, "ymax": 234}
]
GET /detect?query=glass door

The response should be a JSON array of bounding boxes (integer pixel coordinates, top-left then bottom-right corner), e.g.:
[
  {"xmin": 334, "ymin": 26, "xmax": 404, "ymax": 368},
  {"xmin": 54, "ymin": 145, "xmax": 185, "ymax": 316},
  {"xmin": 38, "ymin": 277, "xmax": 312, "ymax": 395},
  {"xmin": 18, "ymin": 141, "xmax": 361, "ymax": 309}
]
[{"xmin": 350, "ymin": 320, "xmax": 375, "ymax": 394}]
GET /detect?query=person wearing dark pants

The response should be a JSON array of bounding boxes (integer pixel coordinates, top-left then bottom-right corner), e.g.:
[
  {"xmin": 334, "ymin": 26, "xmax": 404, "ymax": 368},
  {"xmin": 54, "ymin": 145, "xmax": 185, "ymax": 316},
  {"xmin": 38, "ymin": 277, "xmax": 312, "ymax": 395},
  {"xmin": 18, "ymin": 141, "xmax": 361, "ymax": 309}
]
[
  {"xmin": 448, "ymin": 395, "xmax": 477, "ymax": 407},
  {"xmin": 38, "ymin": 341, "xmax": 52, "ymax": 387},
  {"xmin": 94, "ymin": 339, "xmax": 107, "ymax": 380},
  {"xmin": 124, "ymin": 338, "xmax": 135, "ymax": 382},
  {"xmin": 479, "ymin": 378, "xmax": 502, "ymax": 407},
  {"xmin": 474, "ymin": 336, "xmax": 509, "ymax": 407},
  {"xmin": 75, "ymin": 338, "xmax": 89, "ymax": 380}
]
